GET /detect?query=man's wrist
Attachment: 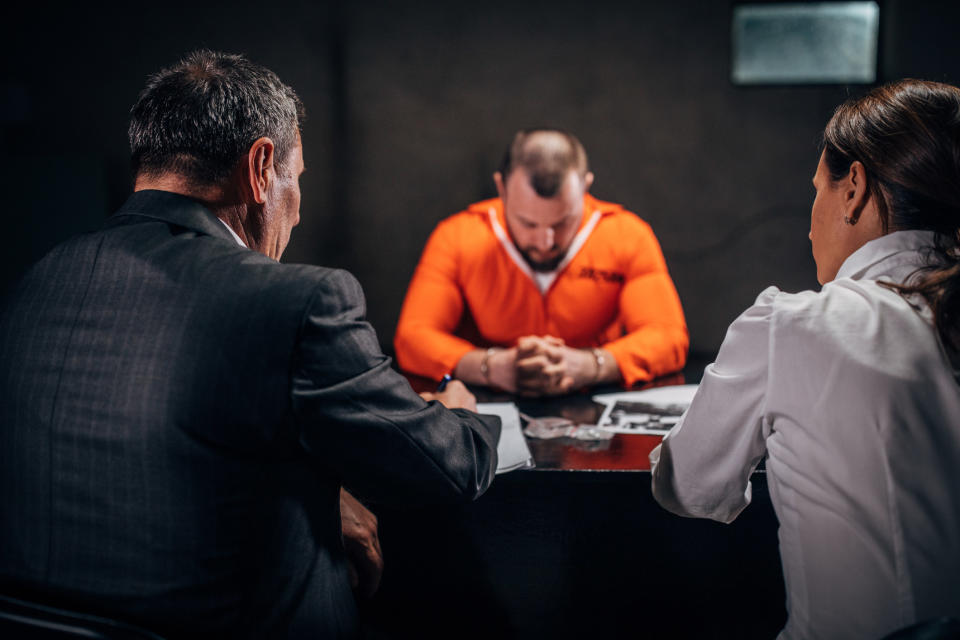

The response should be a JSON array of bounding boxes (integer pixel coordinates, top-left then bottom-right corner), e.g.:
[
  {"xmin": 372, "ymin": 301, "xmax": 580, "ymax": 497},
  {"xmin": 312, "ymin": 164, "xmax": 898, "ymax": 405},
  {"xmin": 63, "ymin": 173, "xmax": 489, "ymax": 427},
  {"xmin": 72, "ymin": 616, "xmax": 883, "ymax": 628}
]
[
  {"xmin": 486, "ymin": 347, "xmax": 518, "ymax": 392},
  {"xmin": 569, "ymin": 347, "xmax": 608, "ymax": 388},
  {"xmin": 480, "ymin": 347, "xmax": 497, "ymax": 385},
  {"xmin": 589, "ymin": 348, "xmax": 605, "ymax": 384}
]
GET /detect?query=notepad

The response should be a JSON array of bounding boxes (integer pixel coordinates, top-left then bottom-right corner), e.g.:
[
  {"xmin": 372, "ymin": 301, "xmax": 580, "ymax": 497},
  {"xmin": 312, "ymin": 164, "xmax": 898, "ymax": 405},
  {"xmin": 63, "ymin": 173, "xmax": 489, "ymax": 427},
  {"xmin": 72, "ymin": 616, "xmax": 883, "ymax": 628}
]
[{"xmin": 476, "ymin": 402, "xmax": 536, "ymax": 474}]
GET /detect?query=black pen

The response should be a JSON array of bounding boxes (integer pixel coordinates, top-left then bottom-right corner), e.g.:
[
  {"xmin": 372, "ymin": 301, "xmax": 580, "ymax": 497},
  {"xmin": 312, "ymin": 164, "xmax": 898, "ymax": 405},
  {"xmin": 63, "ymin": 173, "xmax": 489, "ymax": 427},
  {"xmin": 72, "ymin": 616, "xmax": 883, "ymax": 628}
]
[{"xmin": 436, "ymin": 373, "xmax": 453, "ymax": 392}]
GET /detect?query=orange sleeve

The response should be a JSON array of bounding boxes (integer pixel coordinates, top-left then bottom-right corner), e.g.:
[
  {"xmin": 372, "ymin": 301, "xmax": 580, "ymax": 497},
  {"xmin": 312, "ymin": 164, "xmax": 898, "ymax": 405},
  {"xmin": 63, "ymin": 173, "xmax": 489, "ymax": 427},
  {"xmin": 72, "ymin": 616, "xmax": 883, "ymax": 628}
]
[
  {"xmin": 602, "ymin": 218, "xmax": 688, "ymax": 386},
  {"xmin": 394, "ymin": 216, "xmax": 477, "ymax": 380}
]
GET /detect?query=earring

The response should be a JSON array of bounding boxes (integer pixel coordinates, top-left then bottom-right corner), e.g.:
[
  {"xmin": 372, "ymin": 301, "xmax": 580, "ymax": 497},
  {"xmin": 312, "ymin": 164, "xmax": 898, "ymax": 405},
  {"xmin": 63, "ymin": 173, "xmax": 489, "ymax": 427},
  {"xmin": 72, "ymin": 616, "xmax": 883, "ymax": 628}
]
[{"xmin": 843, "ymin": 215, "xmax": 857, "ymax": 225}]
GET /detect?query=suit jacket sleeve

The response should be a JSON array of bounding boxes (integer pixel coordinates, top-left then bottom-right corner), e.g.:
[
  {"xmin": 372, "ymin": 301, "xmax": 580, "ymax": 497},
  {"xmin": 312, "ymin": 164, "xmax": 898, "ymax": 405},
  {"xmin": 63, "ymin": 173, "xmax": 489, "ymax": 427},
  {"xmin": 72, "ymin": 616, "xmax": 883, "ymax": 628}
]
[
  {"xmin": 602, "ymin": 217, "xmax": 689, "ymax": 386},
  {"xmin": 290, "ymin": 268, "xmax": 500, "ymax": 505}
]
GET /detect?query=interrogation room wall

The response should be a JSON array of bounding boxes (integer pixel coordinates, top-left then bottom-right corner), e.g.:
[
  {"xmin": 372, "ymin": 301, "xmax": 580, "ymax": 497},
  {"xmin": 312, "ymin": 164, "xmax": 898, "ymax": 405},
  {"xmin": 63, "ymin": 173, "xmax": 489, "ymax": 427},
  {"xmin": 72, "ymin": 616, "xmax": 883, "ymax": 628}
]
[{"xmin": 3, "ymin": 0, "xmax": 960, "ymax": 362}]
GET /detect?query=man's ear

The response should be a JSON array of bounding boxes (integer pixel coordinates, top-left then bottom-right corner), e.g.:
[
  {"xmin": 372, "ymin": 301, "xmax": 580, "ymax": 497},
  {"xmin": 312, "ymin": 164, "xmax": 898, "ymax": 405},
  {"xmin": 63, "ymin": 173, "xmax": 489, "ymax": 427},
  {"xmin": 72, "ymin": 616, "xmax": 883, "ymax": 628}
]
[
  {"xmin": 493, "ymin": 171, "xmax": 506, "ymax": 200},
  {"xmin": 843, "ymin": 160, "xmax": 870, "ymax": 223},
  {"xmin": 246, "ymin": 137, "xmax": 276, "ymax": 204},
  {"xmin": 583, "ymin": 171, "xmax": 595, "ymax": 192}
]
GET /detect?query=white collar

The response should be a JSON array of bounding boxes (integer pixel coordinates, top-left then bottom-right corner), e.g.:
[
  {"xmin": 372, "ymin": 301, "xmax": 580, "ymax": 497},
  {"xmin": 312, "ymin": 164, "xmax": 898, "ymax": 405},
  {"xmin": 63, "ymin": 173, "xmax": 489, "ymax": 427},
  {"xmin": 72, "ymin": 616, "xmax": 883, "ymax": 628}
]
[
  {"xmin": 834, "ymin": 230, "xmax": 937, "ymax": 282},
  {"xmin": 217, "ymin": 218, "xmax": 248, "ymax": 248}
]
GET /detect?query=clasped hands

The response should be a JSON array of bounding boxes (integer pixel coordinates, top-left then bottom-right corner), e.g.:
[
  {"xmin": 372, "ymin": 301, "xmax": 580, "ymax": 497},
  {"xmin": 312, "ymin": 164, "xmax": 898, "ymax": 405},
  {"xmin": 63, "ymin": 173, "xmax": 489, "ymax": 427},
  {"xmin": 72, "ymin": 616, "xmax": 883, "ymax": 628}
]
[{"xmin": 490, "ymin": 335, "xmax": 597, "ymax": 396}]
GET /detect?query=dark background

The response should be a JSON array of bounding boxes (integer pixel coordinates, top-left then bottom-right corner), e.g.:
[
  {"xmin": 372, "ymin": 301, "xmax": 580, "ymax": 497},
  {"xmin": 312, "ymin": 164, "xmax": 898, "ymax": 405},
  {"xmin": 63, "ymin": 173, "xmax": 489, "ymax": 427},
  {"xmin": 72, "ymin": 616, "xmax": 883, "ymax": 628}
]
[{"xmin": 3, "ymin": 0, "xmax": 959, "ymax": 360}]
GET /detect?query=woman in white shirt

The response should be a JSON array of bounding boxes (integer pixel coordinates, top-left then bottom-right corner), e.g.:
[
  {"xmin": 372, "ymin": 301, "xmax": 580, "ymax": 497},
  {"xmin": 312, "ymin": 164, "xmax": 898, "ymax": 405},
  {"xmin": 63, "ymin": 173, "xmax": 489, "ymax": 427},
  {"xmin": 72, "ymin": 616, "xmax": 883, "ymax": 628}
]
[{"xmin": 650, "ymin": 79, "xmax": 960, "ymax": 640}]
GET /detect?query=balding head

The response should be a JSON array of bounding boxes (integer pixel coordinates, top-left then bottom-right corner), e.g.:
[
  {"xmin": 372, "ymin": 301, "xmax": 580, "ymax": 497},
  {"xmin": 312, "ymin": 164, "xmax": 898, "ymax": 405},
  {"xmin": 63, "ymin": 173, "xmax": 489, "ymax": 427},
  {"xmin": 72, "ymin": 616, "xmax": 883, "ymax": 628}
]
[{"xmin": 497, "ymin": 129, "xmax": 590, "ymax": 198}]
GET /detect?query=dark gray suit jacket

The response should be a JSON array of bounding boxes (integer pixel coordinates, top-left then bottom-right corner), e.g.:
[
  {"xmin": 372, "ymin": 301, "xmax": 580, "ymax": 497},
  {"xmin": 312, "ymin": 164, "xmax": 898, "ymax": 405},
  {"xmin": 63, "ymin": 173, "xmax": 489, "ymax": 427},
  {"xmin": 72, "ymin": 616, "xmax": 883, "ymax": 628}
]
[{"xmin": 0, "ymin": 190, "xmax": 500, "ymax": 638}]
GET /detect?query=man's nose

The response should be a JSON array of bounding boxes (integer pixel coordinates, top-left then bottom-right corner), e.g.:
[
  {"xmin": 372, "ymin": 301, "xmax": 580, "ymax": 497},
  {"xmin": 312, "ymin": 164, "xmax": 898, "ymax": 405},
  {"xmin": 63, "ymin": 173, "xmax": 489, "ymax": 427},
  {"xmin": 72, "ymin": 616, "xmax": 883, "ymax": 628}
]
[{"xmin": 535, "ymin": 227, "xmax": 554, "ymax": 251}]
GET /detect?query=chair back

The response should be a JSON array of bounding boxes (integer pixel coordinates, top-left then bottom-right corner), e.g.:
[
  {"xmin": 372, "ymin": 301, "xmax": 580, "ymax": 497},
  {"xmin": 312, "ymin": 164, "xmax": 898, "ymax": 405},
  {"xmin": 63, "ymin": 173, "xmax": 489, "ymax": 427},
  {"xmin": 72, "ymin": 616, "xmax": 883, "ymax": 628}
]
[
  {"xmin": 881, "ymin": 617, "xmax": 960, "ymax": 640},
  {"xmin": 0, "ymin": 593, "xmax": 166, "ymax": 639}
]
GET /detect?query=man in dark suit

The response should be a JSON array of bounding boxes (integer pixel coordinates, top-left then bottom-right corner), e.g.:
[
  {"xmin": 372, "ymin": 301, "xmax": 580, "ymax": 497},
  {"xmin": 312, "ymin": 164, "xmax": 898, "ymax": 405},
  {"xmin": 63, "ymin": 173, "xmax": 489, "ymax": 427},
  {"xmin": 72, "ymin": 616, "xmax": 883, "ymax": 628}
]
[{"xmin": 0, "ymin": 50, "xmax": 500, "ymax": 638}]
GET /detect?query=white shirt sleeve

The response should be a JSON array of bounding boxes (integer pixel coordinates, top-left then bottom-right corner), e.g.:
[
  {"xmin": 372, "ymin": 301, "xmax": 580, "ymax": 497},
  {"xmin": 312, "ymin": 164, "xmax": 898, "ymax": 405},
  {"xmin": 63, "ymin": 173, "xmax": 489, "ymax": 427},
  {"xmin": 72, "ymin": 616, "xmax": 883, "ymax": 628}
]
[{"xmin": 650, "ymin": 286, "xmax": 777, "ymax": 524}]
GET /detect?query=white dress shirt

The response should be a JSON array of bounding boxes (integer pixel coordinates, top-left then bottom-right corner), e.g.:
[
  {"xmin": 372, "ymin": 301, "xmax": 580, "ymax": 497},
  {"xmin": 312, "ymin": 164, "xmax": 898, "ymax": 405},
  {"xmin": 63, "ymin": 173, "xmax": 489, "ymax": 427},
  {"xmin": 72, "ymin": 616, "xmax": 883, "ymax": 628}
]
[{"xmin": 651, "ymin": 230, "xmax": 960, "ymax": 640}]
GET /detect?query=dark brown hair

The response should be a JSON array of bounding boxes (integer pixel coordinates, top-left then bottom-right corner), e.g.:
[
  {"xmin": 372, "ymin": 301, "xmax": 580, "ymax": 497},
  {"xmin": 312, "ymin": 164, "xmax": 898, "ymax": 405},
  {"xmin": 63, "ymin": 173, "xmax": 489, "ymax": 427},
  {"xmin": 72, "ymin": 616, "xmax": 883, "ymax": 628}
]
[
  {"xmin": 822, "ymin": 79, "xmax": 960, "ymax": 351},
  {"xmin": 498, "ymin": 128, "xmax": 589, "ymax": 198}
]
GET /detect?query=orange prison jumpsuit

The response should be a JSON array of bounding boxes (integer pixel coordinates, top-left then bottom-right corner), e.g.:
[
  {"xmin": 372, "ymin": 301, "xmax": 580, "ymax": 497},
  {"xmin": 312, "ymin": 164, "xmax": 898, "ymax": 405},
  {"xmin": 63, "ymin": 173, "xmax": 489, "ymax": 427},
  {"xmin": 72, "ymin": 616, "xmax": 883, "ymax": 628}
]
[{"xmin": 394, "ymin": 194, "xmax": 688, "ymax": 387}]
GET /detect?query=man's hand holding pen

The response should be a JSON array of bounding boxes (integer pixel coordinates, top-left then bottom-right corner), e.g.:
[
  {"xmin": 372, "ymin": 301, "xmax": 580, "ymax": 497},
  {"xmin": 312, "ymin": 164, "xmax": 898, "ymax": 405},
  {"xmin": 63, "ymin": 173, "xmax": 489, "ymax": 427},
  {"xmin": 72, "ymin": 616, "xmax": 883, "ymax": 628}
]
[{"xmin": 419, "ymin": 377, "xmax": 478, "ymax": 412}]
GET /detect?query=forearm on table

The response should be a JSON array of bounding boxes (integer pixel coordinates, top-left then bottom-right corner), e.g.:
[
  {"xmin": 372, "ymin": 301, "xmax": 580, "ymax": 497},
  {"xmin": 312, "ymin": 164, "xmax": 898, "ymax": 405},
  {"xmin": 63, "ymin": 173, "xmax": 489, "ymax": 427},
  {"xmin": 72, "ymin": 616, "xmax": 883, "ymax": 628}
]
[
  {"xmin": 560, "ymin": 346, "xmax": 620, "ymax": 388},
  {"xmin": 650, "ymin": 295, "xmax": 774, "ymax": 522},
  {"xmin": 394, "ymin": 262, "xmax": 470, "ymax": 379},
  {"xmin": 615, "ymin": 267, "xmax": 689, "ymax": 380},
  {"xmin": 452, "ymin": 349, "xmax": 487, "ymax": 386},
  {"xmin": 394, "ymin": 323, "xmax": 475, "ymax": 380},
  {"xmin": 453, "ymin": 348, "xmax": 506, "ymax": 387},
  {"xmin": 604, "ymin": 325, "xmax": 689, "ymax": 385},
  {"xmin": 456, "ymin": 343, "xmax": 622, "ymax": 390},
  {"xmin": 650, "ymin": 386, "xmax": 759, "ymax": 524},
  {"xmin": 589, "ymin": 347, "xmax": 621, "ymax": 385}
]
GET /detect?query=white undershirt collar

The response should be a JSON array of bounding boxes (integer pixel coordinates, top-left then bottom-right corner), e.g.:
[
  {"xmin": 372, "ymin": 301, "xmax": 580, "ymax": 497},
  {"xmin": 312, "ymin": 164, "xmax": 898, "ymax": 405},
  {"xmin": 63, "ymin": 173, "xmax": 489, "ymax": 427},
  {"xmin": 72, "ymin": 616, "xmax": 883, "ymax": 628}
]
[{"xmin": 217, "ymin": 218, "xmax": 248, "ymax": 248}]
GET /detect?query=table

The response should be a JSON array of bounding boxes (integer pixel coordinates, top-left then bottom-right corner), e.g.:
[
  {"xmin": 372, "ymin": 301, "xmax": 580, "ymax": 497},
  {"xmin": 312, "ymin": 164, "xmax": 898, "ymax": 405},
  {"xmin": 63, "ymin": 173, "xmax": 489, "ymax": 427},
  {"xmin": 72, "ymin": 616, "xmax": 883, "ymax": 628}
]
[{"xmin": 364, "ymin": 361, "xmax": 786, "ymax": 639}]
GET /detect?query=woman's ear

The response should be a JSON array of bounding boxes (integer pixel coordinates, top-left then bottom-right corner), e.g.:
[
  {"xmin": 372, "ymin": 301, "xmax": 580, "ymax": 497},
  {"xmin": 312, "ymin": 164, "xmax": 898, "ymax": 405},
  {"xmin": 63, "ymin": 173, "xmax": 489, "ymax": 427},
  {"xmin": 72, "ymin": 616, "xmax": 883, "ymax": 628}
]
[
  {"xmin": 844, "ymin": 160, "xmax": 886, "ymax": 240},
  {"xmin": 843, "ymin": 161, "xmax": 870, "ymax": 224}
]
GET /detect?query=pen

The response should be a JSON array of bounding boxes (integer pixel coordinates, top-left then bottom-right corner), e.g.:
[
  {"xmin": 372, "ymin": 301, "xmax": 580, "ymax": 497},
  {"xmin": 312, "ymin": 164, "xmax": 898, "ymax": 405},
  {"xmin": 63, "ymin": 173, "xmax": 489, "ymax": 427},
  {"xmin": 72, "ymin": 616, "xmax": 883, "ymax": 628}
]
[{"xmin": 436, "ymin": 373, "xmax": 453, "ymax": 392}]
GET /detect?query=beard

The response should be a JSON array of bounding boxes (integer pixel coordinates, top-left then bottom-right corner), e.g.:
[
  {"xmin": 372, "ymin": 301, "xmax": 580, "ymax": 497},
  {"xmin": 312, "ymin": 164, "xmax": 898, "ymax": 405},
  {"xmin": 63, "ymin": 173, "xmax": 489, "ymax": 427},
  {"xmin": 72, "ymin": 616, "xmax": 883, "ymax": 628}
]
[{"xmin": 519, "ymin": 246, "xmax": 567, "ymax": 272}]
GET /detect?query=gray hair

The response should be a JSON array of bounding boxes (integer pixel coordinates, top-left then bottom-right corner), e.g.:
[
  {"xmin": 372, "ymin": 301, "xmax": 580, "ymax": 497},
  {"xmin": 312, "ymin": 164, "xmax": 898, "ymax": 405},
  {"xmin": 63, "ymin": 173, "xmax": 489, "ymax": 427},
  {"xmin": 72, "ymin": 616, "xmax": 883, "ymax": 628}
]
[{"xmin": 128, "ymin": 50, "xmax": 304, "ymax": 184}]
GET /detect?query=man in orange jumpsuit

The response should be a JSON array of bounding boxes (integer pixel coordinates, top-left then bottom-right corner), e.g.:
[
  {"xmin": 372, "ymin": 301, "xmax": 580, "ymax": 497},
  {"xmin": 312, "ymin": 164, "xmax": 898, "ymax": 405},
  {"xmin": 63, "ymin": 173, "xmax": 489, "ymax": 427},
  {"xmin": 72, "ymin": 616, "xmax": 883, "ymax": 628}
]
[{"xmin": 394, "ymin": 129, "xmax": 688, "ymax": 395}]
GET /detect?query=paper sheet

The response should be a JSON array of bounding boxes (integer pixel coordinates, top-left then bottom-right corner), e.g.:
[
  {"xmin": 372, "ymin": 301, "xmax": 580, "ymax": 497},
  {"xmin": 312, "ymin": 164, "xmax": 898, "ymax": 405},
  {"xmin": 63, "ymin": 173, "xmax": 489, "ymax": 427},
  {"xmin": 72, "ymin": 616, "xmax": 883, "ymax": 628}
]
[
  {"xmin": 592, "ymin": 384, "xmax": 700, "ymax": 435},
  {"xmin": 477, "ymin": 402, "xmax": 535, "ymax": 474}
]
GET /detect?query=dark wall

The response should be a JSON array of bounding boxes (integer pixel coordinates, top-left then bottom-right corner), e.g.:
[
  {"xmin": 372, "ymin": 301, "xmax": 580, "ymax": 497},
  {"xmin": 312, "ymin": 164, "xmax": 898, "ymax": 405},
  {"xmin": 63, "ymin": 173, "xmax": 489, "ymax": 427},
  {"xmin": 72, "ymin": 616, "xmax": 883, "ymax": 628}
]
[
  {"xmin": 4, "ymin": 0, "xmax": 960, "ymax": 358},
  {"xmin": 0, "ymin": 0, "xmax": 338, "ymax": 299}
]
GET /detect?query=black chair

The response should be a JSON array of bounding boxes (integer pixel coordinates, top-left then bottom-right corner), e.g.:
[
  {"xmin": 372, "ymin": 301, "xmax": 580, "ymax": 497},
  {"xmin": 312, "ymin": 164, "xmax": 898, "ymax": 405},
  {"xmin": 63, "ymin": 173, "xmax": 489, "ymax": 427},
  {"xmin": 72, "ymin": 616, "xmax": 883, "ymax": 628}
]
[
  {"xmin": 0, "ymin": 594, "xmax": 165, "ymax": 640},
  {"xmin": 881, "ymin": 617, "xmax": 960, "ymax": 640}
]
